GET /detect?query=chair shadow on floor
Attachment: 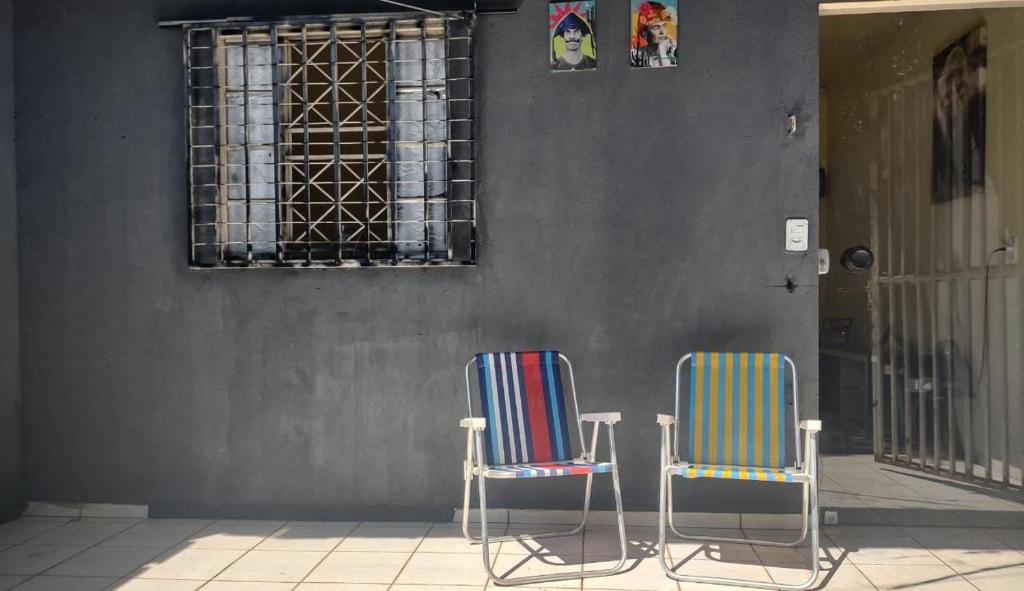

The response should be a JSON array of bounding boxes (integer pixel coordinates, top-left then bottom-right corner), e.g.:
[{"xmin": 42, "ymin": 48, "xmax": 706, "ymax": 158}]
[
  {"xmin": 666, "ymin": 538, "xmax": 850, "ymax": 591},
  {"xmin": 494, "ymin": 527, "xmax": 659, "ymax": 579}
]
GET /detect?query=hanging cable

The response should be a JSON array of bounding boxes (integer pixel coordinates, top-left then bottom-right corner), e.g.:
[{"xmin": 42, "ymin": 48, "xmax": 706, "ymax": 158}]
[{"xmin": 970, "ymin": 245, "xmax": 1009, "ymax": 401}]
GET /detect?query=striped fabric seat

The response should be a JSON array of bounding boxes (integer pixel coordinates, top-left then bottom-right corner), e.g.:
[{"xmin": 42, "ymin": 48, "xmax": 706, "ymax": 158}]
[
  {"xmin": 474, "ymin": 351, "xmax": 577, "ymax": 474},
  {"xmin": 687, "ymin": 352, "xmax": 788, "ymax": 470},
  {"xmin": 482, "ymin": 461, "xmax": 614, "ymax": 479},
  {"xmin": 668, "ymin": 463, "xmax": 807, "ymax": 482}
]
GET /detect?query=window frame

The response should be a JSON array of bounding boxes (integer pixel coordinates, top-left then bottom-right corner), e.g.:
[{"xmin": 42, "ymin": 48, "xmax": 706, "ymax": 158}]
[{"xmin": 180, "ymin": 12, "xmax": 477, "ymax": 268}]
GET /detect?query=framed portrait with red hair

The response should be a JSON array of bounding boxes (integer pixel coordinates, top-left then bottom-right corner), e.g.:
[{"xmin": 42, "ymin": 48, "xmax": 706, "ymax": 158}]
[{"xmin": 630, "ymin": 0, "xmax": 678, "ymax": 68}]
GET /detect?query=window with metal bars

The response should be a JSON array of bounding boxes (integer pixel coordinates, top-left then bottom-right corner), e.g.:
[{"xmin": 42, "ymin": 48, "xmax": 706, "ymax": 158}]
[{"xmin": 184, "ymin": 14, "xmax": 475, "ymax": 267}]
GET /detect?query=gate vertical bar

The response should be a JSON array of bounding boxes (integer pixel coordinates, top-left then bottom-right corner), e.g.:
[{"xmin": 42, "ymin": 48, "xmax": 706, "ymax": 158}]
[
  {"xmin": 361, "ymin": 22, "xmax": 371, "ymax": 261},
  {"xmin": 909, "ymin": 92, "xmax": 925, "ymax": 469},
  {"xmin": 869, "ymin": 92, "xmax": 885, "ymax": 459},
  {"xmin": 928, "ymin": 78, "xmax": 941, "ymax": 474},
  {"xmin": 388, "ymin": 21, "xmax": 398, "ymax": 264},
  {"xmin": 330, "ymin": 23, "xmax": 342, "ymax": 263},
  {"xmin": 301, "ymin": 25, "xmax": 312, "ymax": 264},
  {"xmin": 885, "ymin": 96, "xmax": 900, "ymax": 463},
  {"xmin": 897, "ymin": 89, "xmax": 913, "ymax": 466},
  {"xmin": 420, "ymin": 20, "xmax": 430, "ymax": 260},
  {"xmin": 242, "ymin": 27, "xmax": 253, "ymax": 264},
  {"xmin": 270, "ymin": 25, "xmax": 283, "ymax": 263}
]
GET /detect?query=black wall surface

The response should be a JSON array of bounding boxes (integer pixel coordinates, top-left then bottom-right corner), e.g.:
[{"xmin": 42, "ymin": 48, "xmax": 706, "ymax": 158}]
[
  {"xmin": 1, "ymin": 0, "xmax": 21, "ymax": 523},
  {"xmin": 14, "ymin": 0, "xmax": 820, "ymax": 519}
]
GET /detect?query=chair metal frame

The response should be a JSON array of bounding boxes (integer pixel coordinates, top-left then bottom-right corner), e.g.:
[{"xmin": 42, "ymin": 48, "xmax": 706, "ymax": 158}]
[
  {"xmin": 657, "ymin": 353, "xmax": 822, "ymax": 590},
  {"xmin": 460, "ymin": 353, "xmax": 628, "ymax": 586}
]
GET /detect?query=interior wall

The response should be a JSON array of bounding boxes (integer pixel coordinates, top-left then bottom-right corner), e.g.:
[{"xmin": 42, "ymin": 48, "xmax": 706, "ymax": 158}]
[
  {"xmin": 0, "ymin": 0, "xmax": 22, "ymax": 523},
  {"xmin": 14, "ymin": 0, "xmax": 820, "ymax": 518},
  {"xmin": 821, "ymin": 8, "xmax": 1023, "ymax": 475}
]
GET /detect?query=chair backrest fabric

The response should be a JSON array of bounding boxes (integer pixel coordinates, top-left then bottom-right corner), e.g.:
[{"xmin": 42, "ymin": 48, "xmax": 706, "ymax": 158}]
[
  {"xmin": 475, "ymin": 351, "xmax": 573, "ymax": 466},
  {"xmin": 687, "ymin": 352, "xmax": 788, "ymax": 469}
]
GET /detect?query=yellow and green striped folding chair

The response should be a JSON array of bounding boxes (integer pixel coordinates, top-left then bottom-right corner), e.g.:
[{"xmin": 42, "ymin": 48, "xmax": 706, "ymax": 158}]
[{"xmin": 656, "ymin": 352, "xmax": 822, "ymax": 590}]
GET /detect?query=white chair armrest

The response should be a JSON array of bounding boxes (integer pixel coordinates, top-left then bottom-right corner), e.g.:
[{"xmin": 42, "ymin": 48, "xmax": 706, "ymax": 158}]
[
  {"xmin": 460, "ymin": 417, "xmax": 486, "ymax": 431},
  {"xmin": 800, "ymin": 419, "xmax": 822, "ymax": 433},
  {"xmin": 580, "ymin": 412, "xmax": 622, "ymax": 424},
  {"xmin": 656, "ymin": 414, "xmax": 676, "ymax": 426}
]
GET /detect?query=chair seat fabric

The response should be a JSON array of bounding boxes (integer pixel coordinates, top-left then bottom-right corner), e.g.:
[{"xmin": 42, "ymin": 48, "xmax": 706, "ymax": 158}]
[
  {"xmin": 668, "ymin": 463, "xmax": 808, "ymax": 482},
  {"xmin": 481, "ymin": 460, "xmax": 614, "ymax": 479}
]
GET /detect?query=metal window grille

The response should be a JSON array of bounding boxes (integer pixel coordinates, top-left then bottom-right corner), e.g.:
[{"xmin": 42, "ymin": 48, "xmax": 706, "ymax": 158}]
[{"xmin": 184, "ymin": 14, "xmax": 475, "ymax": 267}]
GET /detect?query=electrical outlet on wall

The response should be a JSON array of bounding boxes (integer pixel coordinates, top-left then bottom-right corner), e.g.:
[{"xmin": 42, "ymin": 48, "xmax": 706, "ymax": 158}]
[
  {"xmin": 1005, "ymin": 237, "xmax": 1017, "ymax": 265},
  {"xmin": 824, "ymin": 510, "xmax": 839, "ymax": 526}
]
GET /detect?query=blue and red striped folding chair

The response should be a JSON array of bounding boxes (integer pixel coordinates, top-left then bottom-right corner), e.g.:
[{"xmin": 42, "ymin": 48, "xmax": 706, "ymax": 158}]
[
  {"xmin": 460, "ymin": 351, "xmax": 627, "ymax": 585},
  {"xmin": 656, "ymin": 353, "xmax": 822, "ymax": 590}
]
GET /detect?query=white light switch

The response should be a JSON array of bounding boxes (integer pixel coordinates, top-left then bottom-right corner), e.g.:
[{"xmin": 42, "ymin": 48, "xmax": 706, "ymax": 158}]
[{"xmin": 786, "ymin": 218, "xmax": 809, "ymax": 252}]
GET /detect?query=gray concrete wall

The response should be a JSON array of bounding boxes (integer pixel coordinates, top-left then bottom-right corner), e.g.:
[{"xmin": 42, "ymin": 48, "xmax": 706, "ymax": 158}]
[
  {"xmin": 15, "ymin": 0, "xmax": 820, "ymax": 519},
  {"xmin": 0, "ymin": 0, "xmax": 22, "ymax": 523}
]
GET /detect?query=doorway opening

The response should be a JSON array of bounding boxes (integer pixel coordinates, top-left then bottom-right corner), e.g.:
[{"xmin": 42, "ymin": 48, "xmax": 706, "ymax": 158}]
[{"xmin": 818, "ymin": 1, "xmax": 1024, "ymax": 488}]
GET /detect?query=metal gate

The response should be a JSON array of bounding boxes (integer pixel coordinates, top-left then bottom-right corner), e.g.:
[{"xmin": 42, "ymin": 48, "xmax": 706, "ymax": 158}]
[{"xmin": 863, "ymin": 38, "xmax": 1023, "ymax": 488}]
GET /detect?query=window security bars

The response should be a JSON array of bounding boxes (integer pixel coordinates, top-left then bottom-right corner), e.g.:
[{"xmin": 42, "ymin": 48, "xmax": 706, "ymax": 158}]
[{"xmin": 185, "ymin": 16, "xmax": 475, "ymax": 267}]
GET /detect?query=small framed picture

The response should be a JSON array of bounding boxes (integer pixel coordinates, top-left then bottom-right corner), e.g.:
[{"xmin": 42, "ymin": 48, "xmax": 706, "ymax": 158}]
[
  {"xmin": 630, "ymin": 1, "xmax": 678, "ymax": 68},
  {"xmin": 550, "ymin": 1, "xmax": 597, "ymax": 72}
]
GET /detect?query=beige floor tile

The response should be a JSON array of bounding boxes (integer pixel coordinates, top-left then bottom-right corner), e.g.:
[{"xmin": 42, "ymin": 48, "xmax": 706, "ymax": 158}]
[
  {"xmin": 416, "ymin": 525, "xmax": 485, "ymax": 554},
  {"xmin": 355, "ymin": 522, "xmax": 432, "ymax": 530},
  {"xmin": 752, "ymin": 544, "xmax": 815, "ymax": 566},
  {"xmin": 132, "ymin": 548, "xmax": 245, "ymax": 580},
  {"xmin": 106, "ymin": 580, "xmax": 203, "ymax": 590},
  {"xmin": 299, "ymin": 581, "xmax": 391, "ymax": 585},
  {"xmin": 202, "ymin": 583, "xmax": 295, "ymax": 591},
  {"xmin": 0, "ymin": 547, "xmax": 87, "ymax": 576},
  {"xmin": 393, "ymin": 552, "xmax": 490, "ymax": 586},
  {"xmin": 181, "ymin": 522, "xmax": 283, "ymax": 550},
  {"xmin": 932, "ymin": 547, "xmax": 1024, "ymax": 568},
  {"xmin": 29, "ymin": 521, "xmax": 137, "ymax": 547},
  {"xmin": 46, "ymin": 547, "xmax": 166, "ymax": 578},
  {"xmin": 746, "ymin": 530, "xmax": 824, "ymax": 566},
  {"xmin": 10, "ymin": 576, "xmax": 119, "ymax": 590},
  {"xmin": 0, "ymin": 521, "xmax": 71, "ymax": 547},
  {"xmin": 101, "ymin": 522, "xmax": 212, "ymax": 549},
  {"xmin": 903, "ymin": 526, "xmax": 1023, "ymax": 567},
  {"xmin": 857, "ymin": 564, "xmax": 975, "ymax": 590},
  {"xmin": 766, "ymin": 562, "xmax": 875, "ymax": 590},
  {"xmin": 0, "ymin": 576, "xmax": 26, "ymax": 591},
  {"xmin": 393, "ymin": 586, "xmax": 485, "ymax": 591},
  {"xmin": 824, "ymin": 525, "xmax": 906, "ymax": 539},
  {"xmin": 663, "ymin": 556, "xmax": 772, "ymax": 582},
  {"xmin": 950, "ymin": 565, "xmax": 1024, "ymax": 591},
  {"xmin": 662, "ymin": 529, "xmax": 759, "ymax": 565},
  {"xmin": 828, "ymin": 535, "xmax": 943, "ymax": 566},
  {"xmin": 581, "ymin": 557, "xmax": 683, "ymax": 590},
  {"xmin": 497, "ymin": 526, "xmax": 583, "ymax": 560},
  {"xmin": 583, "ymin": 527, "xmax": 657, "ymax": 560},
  {"xmin": 487, "ymin": 554, "xmax": 582, "ymax": 588},
  {"xmin": 214, "ymin": 550, "xmax": 325, "ymax": 583},
  {"xmin": 255, "ymin": 524, "xmax": 356, "ymax": 552},
  {"xmin": 304, "ymin": 551, "xmax": 409, "ymax": 584},
  {"xmin": 333, "ymin": 526, "xmax": 425, "ymax": 553}
]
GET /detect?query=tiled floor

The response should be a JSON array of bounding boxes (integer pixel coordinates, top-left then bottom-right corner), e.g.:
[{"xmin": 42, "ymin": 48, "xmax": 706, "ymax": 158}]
[{"xmin": 0, "ymin": 455, "xmax": 1021, "ymax": 590}]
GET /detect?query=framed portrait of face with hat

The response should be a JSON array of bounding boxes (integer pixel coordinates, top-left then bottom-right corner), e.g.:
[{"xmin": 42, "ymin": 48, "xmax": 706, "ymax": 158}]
[{"xmin": 549, "ymin": 1, "xmax": 597, "ymax": 72}]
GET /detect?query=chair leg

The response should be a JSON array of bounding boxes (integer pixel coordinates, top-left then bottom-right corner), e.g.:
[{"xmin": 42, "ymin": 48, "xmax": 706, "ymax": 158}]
[
  {"xmin": 659, "ymin": 473, "xmax": 820, "ymax": 590},
  {"xmin": 666, "ymin": 476, "xmax": 810, "ymax": 548},
  {"xmin": 478, "ymin": 469, "xmax": 628, "ymax": 586},
  {"xmin": 463, "ymin": 473, "xmax": 595, "ymax": 544}
]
